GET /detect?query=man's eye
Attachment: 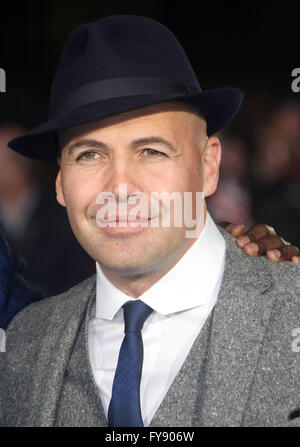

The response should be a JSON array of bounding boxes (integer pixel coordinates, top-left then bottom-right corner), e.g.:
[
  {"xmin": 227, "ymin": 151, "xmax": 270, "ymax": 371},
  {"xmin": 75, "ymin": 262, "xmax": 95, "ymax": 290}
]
[
  {"xmin": 141, "ymin": 148, "xmax": 165, "ymax": 157},
  {"xmin": 77, "ymin": 151, "xmax": 100, "ymax": 160}
]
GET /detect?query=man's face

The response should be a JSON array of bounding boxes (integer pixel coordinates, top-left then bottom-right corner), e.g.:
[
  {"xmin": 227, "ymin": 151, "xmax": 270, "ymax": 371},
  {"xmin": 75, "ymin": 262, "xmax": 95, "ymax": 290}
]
[{"xmin": 56, "ymin": 101, "xmax": 221, "ymax": 278}]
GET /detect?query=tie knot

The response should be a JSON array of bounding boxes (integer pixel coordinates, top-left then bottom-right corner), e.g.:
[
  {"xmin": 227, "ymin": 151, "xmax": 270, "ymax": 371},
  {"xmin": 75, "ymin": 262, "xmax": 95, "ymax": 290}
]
[{"xmin": 122, "ymin": 300, "xmax": 153, "ymax": 333}]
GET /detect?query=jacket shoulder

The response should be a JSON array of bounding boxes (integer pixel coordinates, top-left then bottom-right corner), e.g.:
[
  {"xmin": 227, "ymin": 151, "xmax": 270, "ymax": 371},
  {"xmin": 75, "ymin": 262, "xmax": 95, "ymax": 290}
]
[
  {"xmin": 266, "ymin": 256, "xmax": 300, "ymax": 292},
  {"xmin": 219, "ymin": 225, "xmax": 300, "ymax": 298},
  {"xmin": 5, "ymin": 273, "xmax": 96, "ymax": 340}
]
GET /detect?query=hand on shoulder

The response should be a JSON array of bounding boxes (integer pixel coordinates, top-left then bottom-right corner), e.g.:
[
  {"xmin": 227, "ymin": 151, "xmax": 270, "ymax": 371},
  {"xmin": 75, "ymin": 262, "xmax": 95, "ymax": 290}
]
[{"xmin": 219, "ymin": 222, "xmax": 300, "ymax": 264}]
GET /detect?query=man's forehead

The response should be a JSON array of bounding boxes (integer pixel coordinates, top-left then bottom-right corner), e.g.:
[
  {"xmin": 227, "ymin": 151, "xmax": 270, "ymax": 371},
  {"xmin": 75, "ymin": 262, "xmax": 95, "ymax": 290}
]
[{"xmin": 57, "ymin": 100, "xmax": 206, "ymax": 151}]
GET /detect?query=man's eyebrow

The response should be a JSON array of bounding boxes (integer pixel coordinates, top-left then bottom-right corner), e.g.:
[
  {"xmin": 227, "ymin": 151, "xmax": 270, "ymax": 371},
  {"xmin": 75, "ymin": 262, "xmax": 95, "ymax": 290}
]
[{"xmin": 129, "ymin": 136, "xmax": 179, "ymax": 153}]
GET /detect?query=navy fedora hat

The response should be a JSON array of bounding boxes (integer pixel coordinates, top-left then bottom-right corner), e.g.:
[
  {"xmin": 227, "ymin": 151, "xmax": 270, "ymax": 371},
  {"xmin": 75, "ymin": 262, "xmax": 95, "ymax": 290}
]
[{"xmin": 8, "ymin": 15, "xmax": 244, "ymax": 161}]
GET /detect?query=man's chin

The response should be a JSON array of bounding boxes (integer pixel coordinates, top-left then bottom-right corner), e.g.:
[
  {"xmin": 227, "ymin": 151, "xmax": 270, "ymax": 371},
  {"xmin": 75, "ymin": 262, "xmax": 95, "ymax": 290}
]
[{"xmin": 98, "ymin": 258, "xmax": 157, "ymax": 279}]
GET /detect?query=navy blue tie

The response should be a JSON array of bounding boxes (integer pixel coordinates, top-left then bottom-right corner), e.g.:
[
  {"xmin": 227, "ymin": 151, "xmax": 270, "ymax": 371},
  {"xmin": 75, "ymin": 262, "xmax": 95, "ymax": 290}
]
[{"xmin": 107, "ymin": 300, "xmax": 153, "ymax": 427}]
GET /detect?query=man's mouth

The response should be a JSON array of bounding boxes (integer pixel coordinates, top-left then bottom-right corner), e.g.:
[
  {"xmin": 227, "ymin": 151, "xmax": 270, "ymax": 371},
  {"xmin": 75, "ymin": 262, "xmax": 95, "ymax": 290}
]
[
  {"xmin": 106, "ymin": 215, "xmax": 149, "ymax": 223},
  {"xmin": 95, "ymin": 215, "xmax": 153, "ymax": 235}
]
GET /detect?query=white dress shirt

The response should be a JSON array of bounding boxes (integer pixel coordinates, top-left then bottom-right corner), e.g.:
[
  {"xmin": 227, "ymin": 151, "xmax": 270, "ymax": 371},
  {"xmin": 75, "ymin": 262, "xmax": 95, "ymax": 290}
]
[{"xmin": 88, "ymin": 212, "xmax": 225, "ymax": 426}]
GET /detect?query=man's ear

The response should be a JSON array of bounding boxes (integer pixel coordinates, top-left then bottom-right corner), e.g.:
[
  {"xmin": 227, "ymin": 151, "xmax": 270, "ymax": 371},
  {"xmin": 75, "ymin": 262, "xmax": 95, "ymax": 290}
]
[
  {"xmin": 55, "ymin": 170, "xmax": 66, "ymax": 207},
  {"xmin": 202, "ymin": 136, "xmax": 221, "ymax": 197}
]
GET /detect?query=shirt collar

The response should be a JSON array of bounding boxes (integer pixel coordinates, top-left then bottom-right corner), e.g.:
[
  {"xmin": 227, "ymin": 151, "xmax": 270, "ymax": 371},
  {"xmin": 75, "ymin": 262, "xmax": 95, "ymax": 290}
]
[{"xmin": 95, "ymin": 212, "xmax": 225, "ymax": 319}]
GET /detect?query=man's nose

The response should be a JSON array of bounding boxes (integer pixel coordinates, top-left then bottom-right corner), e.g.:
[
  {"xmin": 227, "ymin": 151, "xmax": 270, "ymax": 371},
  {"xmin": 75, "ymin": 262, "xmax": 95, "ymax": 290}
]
[{"xmin": 106, "ymin": 157, "xmax": 139, "ymax": 199}]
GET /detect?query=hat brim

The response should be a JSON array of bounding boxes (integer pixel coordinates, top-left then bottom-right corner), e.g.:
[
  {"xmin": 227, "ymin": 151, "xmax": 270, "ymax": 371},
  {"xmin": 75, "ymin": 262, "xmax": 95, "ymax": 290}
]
[{"xmin": 8, "ymin": 88, "xmax": 243, "ymax": 161}]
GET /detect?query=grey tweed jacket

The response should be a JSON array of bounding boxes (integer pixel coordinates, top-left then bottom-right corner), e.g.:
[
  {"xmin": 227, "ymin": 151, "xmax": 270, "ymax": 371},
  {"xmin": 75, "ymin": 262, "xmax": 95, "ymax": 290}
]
[{"xmin": 0, "ymin": 227, "xmax": 299, "ymax": 426}]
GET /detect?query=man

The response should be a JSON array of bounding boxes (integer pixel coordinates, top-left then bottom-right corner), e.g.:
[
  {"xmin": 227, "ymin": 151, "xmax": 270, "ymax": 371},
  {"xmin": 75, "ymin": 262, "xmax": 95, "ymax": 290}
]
[{"xmin": 0, "ymin": 15, "xmax": 299, "ymax": 427}]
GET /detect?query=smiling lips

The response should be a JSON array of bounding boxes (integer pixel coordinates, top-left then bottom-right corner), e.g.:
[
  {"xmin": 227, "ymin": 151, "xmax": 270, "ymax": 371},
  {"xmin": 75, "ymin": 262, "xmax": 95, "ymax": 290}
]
[
  {"xmin": 107, "ymin": 215, "xmax": 149, "ymax": 223},
  {"xmin": 96, "ymin": 215, "xmax": 152, "ymax": 232},
  {"xmin": 97, "ymin": 216, "xmax": 152, "ymax": 235}
]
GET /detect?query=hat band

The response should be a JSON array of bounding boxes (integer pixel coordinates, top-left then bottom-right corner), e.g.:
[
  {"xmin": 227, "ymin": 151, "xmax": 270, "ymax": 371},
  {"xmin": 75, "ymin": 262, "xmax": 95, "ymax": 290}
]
[{"xmin": 52, "ymin": 77, "xmax": 200, "ymax": 117}]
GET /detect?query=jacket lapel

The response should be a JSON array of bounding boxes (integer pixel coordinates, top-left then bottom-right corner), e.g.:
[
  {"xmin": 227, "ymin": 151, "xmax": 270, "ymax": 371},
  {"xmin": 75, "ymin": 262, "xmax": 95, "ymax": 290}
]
[
  {"xmin": 22, "ymin": 275, "xmax": 97, "ymax": 426},
  {"xmin": 150, "ymin": 306, "xmax": 214, "ymax": 426},
  {"xmin": 197, "ymin": 228, "xmax": 275, "ymax": 426}
]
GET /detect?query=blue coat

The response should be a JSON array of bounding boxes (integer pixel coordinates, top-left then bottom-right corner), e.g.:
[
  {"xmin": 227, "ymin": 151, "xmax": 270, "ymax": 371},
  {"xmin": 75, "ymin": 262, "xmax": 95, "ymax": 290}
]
[{"xmin": 0, "ymin": 230, "xmax": 43, "ymax": 330}]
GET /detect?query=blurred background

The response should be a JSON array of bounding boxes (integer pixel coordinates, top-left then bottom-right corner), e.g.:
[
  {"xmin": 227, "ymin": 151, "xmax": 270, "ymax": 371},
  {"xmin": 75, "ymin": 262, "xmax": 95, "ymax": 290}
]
[{"xmin": 0, "ymin": 1, "xmax": 299, "ymax": 296}]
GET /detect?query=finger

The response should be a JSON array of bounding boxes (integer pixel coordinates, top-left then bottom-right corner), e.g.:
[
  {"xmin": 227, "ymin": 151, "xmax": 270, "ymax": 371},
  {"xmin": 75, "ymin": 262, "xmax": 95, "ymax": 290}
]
[
  {"xmin": 245, "ymin": 224, "xmax": 276, "ymax": 240},
  {"xmin": 242, "ymin": 223, "xmax": 277, "ymax": 242},
  {"xmin": 291, "ymin": 255, "xmax": 300, "ymax": 264},
  {"xmin": 244, "ymin": 235, "xmax": 291, "ymax": 256},
  {"xmin": 219, "ymin": 222, "xmax": 245, "ymax": 237},
  {"xmin": 217, "ymin": 221, "xmax": 232, "ymax": 229},
  {"xmin": 278, "ymin": 237, "xmax": 291, "ymax": 246},
  {"xmin": 263, "ymin": 225, "xmax": 277, "ymax": 236},
  {"xmin": 266, "ymin": 245, "xmax": 300, "ymax": 262},
  {"xmin": 241, "ymin": 235, "xmax": 292, "ymax": 256},
  {"xmin": 237, "ymin": 224, "xmax": 278, "ymax": 248}
]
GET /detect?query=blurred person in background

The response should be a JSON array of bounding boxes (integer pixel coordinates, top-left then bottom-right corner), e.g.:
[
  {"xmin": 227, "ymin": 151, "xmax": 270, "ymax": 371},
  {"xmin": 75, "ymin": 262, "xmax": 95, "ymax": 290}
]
[
  {"xmin": 250, "ymin": 101, "xmax": 300, "ymax": 247},
  {"xmin": 207, "ymin": 132, "xmax": 253, "ymax": 226},
  {"xmin": 0, "ymin": 121, "xmax": 94, "ymax": 297}
]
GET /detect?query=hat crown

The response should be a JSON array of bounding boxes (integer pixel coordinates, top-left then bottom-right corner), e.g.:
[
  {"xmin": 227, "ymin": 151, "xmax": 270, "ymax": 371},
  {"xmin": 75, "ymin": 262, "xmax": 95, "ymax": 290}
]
[{"xmin": 49, "ymin": 15, "xmax": 201, "ymax": 117}]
